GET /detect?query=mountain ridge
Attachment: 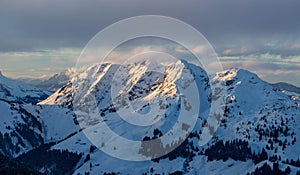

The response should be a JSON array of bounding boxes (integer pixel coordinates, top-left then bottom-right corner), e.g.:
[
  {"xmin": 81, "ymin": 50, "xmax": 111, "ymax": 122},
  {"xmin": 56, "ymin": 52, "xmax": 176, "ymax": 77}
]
[{"xmin": 272, "ymin": 82, "xmax": 300, "ymax": 94}]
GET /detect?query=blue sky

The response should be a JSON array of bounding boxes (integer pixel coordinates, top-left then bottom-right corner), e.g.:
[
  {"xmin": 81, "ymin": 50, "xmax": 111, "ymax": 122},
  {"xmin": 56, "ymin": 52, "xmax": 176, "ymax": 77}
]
[{"xmin": 0, "ymin": 0, "xmax": 299, "ymax": 86}]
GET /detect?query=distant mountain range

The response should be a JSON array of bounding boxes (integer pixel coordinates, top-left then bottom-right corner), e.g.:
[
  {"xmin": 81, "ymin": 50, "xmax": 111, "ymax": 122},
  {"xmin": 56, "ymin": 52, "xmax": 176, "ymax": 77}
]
[
  {"xmin": 18, "ymin": 68, "xmax": 76, "ymax": 92},
  {"xmin": 0, "ymin": 61, "xmax": 299, "ymax": 175},
  {"xmin": 0, "ymin": 71, "xmax": 50, "ymax": 104}
]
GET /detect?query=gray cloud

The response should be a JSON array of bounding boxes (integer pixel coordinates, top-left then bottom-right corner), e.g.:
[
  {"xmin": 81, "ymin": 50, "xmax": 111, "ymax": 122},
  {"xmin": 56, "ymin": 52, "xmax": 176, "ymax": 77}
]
[{"xmin": 1, "ymin": 0, "xmax": 300, "ymax": 52}]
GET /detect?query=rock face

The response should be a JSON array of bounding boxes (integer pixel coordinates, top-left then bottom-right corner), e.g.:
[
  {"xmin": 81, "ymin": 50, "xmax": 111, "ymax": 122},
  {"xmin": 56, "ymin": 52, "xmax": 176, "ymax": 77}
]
[{"xmin": 0, "ymin": 60, "xmax": 299, "ymax": 175}]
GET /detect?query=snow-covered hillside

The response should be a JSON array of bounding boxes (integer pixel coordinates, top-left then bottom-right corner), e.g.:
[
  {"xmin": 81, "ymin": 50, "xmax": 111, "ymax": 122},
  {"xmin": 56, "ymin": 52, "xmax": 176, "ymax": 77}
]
[
  {"xmin": 0, "ymin": 71, "xmax": 50, "ymax": 104},
  {"xmin": 0, "ymin": 61, "xmax": 299, "ymax": 175}
]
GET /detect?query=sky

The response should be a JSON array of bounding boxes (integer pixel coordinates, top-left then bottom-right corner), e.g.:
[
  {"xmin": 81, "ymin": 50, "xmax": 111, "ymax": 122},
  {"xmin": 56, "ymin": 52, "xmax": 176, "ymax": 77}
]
[{"xmin": 0, "ymin": 0, "xmax": 299, "ymax": 86}]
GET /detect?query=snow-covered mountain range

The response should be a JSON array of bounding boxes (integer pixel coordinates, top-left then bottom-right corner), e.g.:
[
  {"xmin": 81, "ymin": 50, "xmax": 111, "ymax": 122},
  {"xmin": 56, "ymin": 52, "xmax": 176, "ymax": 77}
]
[{"xmin": 0, "ymin": 60, "xmax": 299, "ymax": 175}]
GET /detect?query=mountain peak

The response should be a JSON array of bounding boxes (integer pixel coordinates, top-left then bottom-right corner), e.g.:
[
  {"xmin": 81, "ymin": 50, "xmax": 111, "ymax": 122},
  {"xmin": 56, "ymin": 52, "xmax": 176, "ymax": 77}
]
[{"xmin": 214, "ymin": 68, "xmax": 261, "ymax": 82}]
